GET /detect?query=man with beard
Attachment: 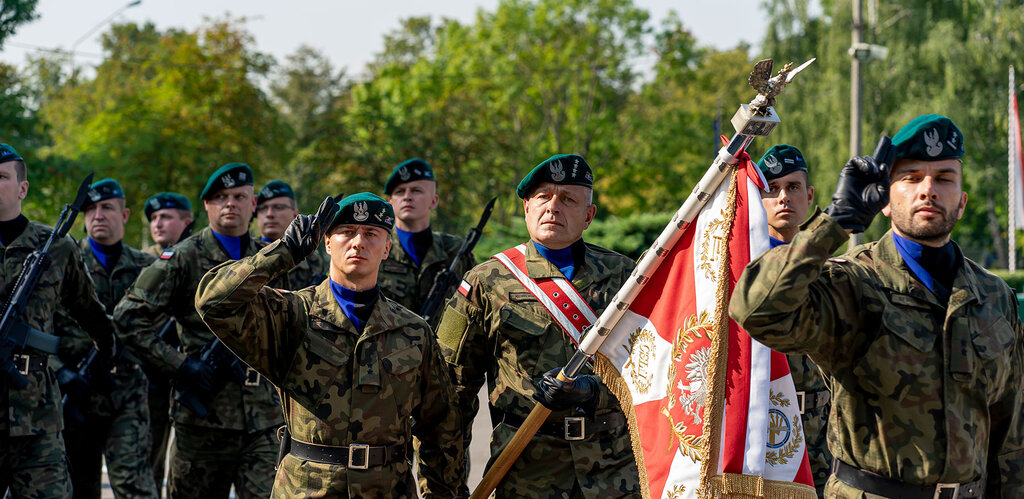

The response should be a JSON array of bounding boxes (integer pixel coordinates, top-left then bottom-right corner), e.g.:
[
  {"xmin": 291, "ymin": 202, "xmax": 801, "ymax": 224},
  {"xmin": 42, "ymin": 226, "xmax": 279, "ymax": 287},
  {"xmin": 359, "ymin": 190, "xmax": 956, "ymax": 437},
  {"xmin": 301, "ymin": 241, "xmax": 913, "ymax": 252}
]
[
  {"xmin": 436, "ymin": 154, "xmax": 640, "ymax": 497},
  {"xmin": 730, "ymin": 115, "xmax": 1023, "ymax": 497},
  {"xmin": 114, "ymin": 163, "xmax": 283, "ymax": 499},
  {"xmin": 378, "ymin": 158, "xmax": 475, "ymax": 323},
  {"xmin": 255, "ymin": 180, "xmax": 327, "ymax": 289},
  {"xmin": 755, "ymin": 144, "xmax": 831, "ymax": 495}
]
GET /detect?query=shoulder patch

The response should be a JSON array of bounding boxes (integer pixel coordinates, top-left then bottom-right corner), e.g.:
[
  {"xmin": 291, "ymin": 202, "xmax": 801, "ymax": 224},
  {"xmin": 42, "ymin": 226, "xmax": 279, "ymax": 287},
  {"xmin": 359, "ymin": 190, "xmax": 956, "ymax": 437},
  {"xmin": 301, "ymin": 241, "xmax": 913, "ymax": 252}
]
[
  {"xmin": 458, "ymin": 280, "xmax": 471, "ymax": 298},
  {"xmin": 160, "ymin": 250, "xmax": 174, "ymax": 260}
]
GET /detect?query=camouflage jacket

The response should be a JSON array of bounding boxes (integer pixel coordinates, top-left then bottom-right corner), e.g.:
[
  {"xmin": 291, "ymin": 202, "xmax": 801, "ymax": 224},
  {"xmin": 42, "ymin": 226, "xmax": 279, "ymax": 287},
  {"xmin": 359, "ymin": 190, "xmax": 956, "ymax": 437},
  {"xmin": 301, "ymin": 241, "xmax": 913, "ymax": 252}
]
[
  {"xmin": 436, "ymin": 241, "xmax": 640, "ymax": 496},
  {"xmin": 195, "ymin": 241, "xmax": 467, "ymax": 498},
  {"xmin": 729, "ymin": 211, "xmax": 1024, "ymax": 496},
  {"xmin": 142, "ymin": 243, "xmax": 162, "ymax": 258},
  {"xmin": 113, "ymin": 227, "xmax": 283, "ymax": 432},
  {"xmin": 54, "ymin": 239, "xmax": 155, "ymax": 414},
  {"xmin": 0, "ymin": 221, "xmax": 116, "ymax": 436},
  {"xmin": 377, "ymin": 230, "xmax": 475, "ymax": 318}
]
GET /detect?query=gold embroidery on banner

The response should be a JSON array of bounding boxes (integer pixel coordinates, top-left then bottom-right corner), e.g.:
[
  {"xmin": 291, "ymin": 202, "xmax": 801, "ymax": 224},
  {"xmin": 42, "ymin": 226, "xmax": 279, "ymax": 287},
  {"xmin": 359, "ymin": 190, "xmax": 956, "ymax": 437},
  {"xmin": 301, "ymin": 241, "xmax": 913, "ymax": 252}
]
[
  {"xmin": 621, "ymin": 327, "xmax": 656, "ymax": 395},
  {"xmin": 666, "ymin": 484, "xmax": 686, "ymax": 499},
  {"xmin": 768, "ymin": 390, "xmax": 790, "ymax": 408},
  {"xmin": 766, "ymin": 389, "xmax": 803, "ymax": 466},
  {"xmin": 697, "ymin": 211, "xmax": 731, "ymax": 276}
]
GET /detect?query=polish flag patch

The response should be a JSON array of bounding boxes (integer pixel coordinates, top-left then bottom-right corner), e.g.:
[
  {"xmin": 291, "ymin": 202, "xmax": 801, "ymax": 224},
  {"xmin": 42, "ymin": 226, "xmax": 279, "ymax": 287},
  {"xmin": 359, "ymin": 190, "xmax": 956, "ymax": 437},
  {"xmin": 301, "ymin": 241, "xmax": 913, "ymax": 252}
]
[
  {"xmin": 458, "ymin": 280, "xmax": 471, "ymax": 297},
  {"xmin": 160, "ymin": 250, "xmax": 174, "ymax": 260}
]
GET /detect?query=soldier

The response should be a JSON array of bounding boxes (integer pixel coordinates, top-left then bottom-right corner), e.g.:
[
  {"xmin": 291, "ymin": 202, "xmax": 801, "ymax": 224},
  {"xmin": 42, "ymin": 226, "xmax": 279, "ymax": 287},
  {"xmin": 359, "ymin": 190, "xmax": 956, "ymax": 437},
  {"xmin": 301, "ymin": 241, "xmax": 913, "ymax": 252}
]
[
  {"xmin": 142, "ymin": 192, "xmax": 193, "ymax": 257},
  {"xmin": 54, "ymin": 178, "xmax": 159, "ymax": 498},
  {"xmin": 140, "ymin": 191, "xmax": 192, "ymax": 497},
  {"xmin": 256, "ymin": 180, "xmax": 327, "ymax": 289},
  {"xmin": 114, "ymin": 163, "xmax": 282, "ymax": 499},
  {"xmin": 755, "ymin": 145, "xmax": 831, "ymax": 496},
  {"xmin": 730, "ymin": 115, "xmax": 1024, "ymax": 497},
  {"xmin": 378, "ymin": 158, "xmax": 475, "ymax": 320},
  {"xmin": 436, "ymin": 154, "xmax": 640, "ymax": 497},
  {"xmin": 0, "ymin": 144, "xmax": 117, "ymax": 497},
  {"xmin": 196, "ymin": 193, "xmax": 467, "ymax": 497}
]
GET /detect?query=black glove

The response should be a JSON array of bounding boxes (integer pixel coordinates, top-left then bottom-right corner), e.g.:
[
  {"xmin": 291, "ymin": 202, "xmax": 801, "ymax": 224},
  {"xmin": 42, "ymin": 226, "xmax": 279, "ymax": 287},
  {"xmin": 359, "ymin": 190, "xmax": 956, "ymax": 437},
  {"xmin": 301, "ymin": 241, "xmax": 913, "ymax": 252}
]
[
  {"xmin": 823, "ymin": 155, "xmax": 890, "ymax": 233},
  {"xmin": 281, "ymin": 196, "xmax": 339, "ymax": 263},
  {"xmin": 174, "ymin": 356, "xmax": 215, "ymax": 393},
  {"xmin": 56, "ymin": 367, "xmax": 89, "ymax": 396},
  {"xmin": 532, "ymin": 367, "xmax": 599, "ymax": 413}
]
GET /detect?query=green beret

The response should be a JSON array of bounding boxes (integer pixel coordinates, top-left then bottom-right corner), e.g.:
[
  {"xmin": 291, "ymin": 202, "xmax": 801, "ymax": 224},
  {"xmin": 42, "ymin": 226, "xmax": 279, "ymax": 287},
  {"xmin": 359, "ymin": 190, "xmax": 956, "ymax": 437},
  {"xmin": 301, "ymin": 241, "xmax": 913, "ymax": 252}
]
[
  {"xmin": 384, "ymin": 158, "xmax": 435, "ymax": 195},
  {"xmin": 200, "ymin": 162, "xmax": 254, "ymax": 200},
  {"xmin": 257, "ymin": 180, "xmax": 295, "ymax": 205},
  {"xmin": 757, "ymin": 144, "xmax": 809, "ymax": 181},
  {"xmin": 329, "ymin": 192, "xmax": 394, "ymax": 232},
  {"xmin": 83, "ymin": 178, "xmax": 125, "ymax": 208},
  {"xmin": 0, "ymin": 144, "xmax": 22, "ymax": 164},
  {"xmin": 892, "ymin": 114, "xmax": 964, "ymax": 163},
  {"xmin": 516, "ymin": 154, "xmax": 593, "ymax": 199},
  {"xmin": 144, "ymin": 192, "xmax": 192, "ymax": 221}
]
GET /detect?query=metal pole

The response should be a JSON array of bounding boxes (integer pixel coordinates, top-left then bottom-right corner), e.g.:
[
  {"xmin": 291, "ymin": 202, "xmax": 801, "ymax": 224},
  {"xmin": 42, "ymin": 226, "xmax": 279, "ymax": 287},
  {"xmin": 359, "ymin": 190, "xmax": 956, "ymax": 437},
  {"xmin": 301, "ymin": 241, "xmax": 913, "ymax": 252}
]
[
  {"xmin": 1009, "ymin": 66, "xmax": 1016, "ymax": 272},
  {"xmin": 848, "ymin": 0, "xmax": 864, "ymax": 248}
]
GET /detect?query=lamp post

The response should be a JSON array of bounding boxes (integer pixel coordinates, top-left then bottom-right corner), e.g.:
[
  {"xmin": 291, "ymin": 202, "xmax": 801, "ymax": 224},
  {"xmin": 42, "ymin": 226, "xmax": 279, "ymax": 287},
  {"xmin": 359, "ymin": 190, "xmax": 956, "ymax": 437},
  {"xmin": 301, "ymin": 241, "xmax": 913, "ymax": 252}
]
[
  {"xmin": 848, "ymin": 0, "xmax": 886, "ymax": 246},
  {"xmin": 68, "ymin": 0, "xmax": 142, "ymax": 74}
]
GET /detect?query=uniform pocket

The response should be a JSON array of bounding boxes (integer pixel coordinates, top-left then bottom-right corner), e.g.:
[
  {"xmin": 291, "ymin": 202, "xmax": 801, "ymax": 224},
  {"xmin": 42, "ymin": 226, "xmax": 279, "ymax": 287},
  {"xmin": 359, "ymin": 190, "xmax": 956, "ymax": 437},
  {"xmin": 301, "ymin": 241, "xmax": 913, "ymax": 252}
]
[
  {"xmin": 971, "ymin": 315, "xmax": 1015, "ymax": 360},
  {"xmin": 852, "ymin": 304, "xmax": 939, "ymax": 399},
  {"xmin": 285, "ymin": 330, "xmax": 351, "ymax": 409},
  {"xmin": 497, "ymin": 304, "xmax": 554, "ymax": 379},
  {"xmin": 382, "ymin": 345, "xmax": 423, "ymax": 376}
]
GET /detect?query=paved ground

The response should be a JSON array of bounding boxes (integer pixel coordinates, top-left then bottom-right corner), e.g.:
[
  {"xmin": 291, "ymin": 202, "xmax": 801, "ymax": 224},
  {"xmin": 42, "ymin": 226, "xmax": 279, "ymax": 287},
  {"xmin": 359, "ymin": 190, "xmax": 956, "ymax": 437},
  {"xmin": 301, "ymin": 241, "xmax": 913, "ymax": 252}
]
[{"xmin": 101, "ymin": 387, "xmax": 493, "ymax": 497}]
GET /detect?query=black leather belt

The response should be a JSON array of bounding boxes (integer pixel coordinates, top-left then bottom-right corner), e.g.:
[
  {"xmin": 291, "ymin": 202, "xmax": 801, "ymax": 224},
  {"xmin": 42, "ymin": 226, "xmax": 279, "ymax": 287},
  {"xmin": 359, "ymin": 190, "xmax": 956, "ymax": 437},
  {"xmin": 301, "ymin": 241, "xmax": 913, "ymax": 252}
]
[
  {"xmin": 11, "ymin": 354, "xmax": 47, "ymax": 375},
  {"xmin": 498, "ymin": 410, "xmax": 626, "ymax": 441},
  {"xmin": 797, "ymin": 389, "xmax": 830, "ymax": 414},
  {"xmin": 288, "ymin": 438, "xmax": 407, "ymax": 469},
  {"xmin": 833, "ymin": 459, "xmax": 984, "ymax": 498}
]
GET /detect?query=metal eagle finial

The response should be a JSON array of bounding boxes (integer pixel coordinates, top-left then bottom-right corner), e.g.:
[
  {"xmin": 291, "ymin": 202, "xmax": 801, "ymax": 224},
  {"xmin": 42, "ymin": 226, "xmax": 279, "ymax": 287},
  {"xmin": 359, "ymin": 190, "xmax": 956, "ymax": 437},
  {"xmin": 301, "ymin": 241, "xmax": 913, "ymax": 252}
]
[{"xmin": 747, "ymin": 58, "xmax": 816, "ymax": 115}]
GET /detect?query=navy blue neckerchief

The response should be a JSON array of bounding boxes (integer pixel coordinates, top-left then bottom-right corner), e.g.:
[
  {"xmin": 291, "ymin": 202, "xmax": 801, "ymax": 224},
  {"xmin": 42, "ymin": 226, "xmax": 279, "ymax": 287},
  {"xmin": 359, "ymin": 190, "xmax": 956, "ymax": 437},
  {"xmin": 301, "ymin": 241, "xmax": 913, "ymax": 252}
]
[
  {"xmin": 88, "ymin": 237, "xmax": 122, "ymax": 272},
  {"xmin": 212, "ymin": 230, "xmax": 247, "ymax": 260},
  {"xmin": 260, "ymin": 236, "xmax": 274, "ymax": 243},
  {"xmin": 328, "ymin": 280, "xmax": 379, "ymax": 333},
  {"xmin": 769, "ymin": 236, "xmax": 787, "ymax": 249},
  {"xmin": 396, "ymin": 227, "xmax": 433, "ymax": 266},
  {"xmin": 892, "ymin": 232, "xmax": 957, "ymax": 304},
  {"xmin": 533, "ymin": 239, "xmax": 586, "ymax": 281},
  {"xmin": 0, "ymin": 214, "xmax": 28, "ymax": 246}
]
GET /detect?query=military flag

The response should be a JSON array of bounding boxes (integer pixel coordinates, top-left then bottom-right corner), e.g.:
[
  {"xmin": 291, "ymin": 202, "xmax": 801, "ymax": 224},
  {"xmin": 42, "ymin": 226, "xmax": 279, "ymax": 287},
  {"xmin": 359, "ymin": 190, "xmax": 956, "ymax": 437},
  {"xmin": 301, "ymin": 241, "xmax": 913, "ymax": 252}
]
[
  {"xmin": 1009, "ymin": 67, "xmax": 1023, "ymax": 273},
  {"xmin": 593, "ymin": 149, "xmax": 815, "ymax": 498}
]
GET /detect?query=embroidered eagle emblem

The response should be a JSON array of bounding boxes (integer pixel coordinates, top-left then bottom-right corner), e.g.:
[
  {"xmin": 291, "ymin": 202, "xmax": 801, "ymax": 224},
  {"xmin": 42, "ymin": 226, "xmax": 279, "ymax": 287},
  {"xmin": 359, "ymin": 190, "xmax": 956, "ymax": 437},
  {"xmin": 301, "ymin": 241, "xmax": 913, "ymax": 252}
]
[
  {"xmin": 149, "ymin": 199, "xmax": 161, "ymax": 210},
  {"xmin": 88, "ymin": 189, "xmax": 101, "ymax": 202},
  {"xmin": 221, "ymin": 174, "xmax": 236, "ymax": 188},
  {"xmin": 353, "ymin": 201, "xmax": 369, "ymax": 221},
  {"xmin": 764, "ymin": 154, "xmax": 782, "ymax": 174},
  {"xmin": 550, "ymin": 160, "xmax": 566, "ymax": 182},
  {"xmin": 923, "ymin": 128, "xmax": 943, "ymax": 157}
]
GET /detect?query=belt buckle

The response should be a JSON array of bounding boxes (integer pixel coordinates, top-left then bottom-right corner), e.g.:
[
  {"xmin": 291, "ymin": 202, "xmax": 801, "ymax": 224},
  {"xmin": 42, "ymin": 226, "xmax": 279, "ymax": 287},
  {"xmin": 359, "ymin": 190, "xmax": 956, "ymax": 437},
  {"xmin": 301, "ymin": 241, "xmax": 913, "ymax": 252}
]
[
  {"xmin": 796, "ymin": 391, "xmax": 806, "ymax": 414},
  {"xmin": 348, "ymin": 444, "xmax": 369, "ymax": 470},
  {"xmin": 564, "ymin": 417, "xmax": 586, "ymax": 441},
  {"xmin": 934, "ymin": 483, "xmax": 959, "ymax": 499},
  {"xmin": 12, "ymin": 354, "xmax": 29, "ymax": 376},
  {"xmin": 244, "ymin": 368, "xmax": 260, "ymax": 387}
]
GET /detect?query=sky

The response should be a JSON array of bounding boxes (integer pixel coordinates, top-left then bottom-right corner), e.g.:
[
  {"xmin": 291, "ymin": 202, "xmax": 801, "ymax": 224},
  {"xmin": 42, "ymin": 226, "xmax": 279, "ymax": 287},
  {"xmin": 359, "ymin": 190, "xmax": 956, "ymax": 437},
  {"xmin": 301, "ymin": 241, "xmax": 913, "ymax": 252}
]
[{"xmin": 1, "ymin": 0, "xmax": 772, "ymax": 78}]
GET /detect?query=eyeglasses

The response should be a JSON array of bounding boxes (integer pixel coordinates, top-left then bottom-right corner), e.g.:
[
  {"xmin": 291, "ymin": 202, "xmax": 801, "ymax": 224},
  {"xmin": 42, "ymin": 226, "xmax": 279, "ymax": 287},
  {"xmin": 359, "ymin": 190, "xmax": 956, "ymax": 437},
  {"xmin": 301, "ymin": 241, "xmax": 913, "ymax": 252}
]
[{"xmin": 257, "ymin": 203, "xmax": 294, "ymax": 214}]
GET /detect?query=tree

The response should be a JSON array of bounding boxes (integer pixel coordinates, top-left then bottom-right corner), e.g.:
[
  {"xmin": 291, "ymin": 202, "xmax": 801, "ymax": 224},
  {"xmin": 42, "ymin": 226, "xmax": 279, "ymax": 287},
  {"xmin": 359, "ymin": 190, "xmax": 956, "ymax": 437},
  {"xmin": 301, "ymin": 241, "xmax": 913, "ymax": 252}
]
[{"xmin": 0, "ymin": 0, "xmax": 38, "ymax": 48}]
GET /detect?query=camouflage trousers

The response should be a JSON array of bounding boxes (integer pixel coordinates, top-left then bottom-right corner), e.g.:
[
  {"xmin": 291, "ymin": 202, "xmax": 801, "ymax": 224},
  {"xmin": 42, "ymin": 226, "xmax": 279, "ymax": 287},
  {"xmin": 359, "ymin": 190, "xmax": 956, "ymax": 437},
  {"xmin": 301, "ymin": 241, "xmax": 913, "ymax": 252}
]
[
  {"xmin": 63, "ymin": 366, "xmax": 158, "ymax": 499},
  {"xmin": 167, "ymin": 423, "xmax": 277, "ymax": 499},
  {"xmin": 0, "ymin": 431, "xmax": 72, "ymax": 499},
  {"xmin": 147, "ymin": 381, "xmax": 172, "ymax": 497},
  {"xmin": 802, "ymin": 403, "xmax": 832, "ymax": 498},
  {"xmin": 272, "ymin": 453, "xmax": 417, "ymax": 498},
  {"xmin": 487, "ymin": 418, "xmax": 640, "ymax": 499}
]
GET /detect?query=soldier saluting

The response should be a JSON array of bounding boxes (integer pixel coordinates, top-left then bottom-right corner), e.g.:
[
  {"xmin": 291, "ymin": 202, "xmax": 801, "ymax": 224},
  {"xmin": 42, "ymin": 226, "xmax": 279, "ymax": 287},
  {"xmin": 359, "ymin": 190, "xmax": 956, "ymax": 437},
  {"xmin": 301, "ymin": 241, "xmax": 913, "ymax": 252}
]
[
  {"xmin": 196, "ymin": 193, "xmax": 466, "ymax": 498},
  {"xmin": 255, "ymin": 180, "xmax": 328, "ymax": 290},
  {"xmin": 114, "ymin": 163, "xmax": 282, "ymax": 498},
  {"xmin": 0, "ymin": 144, "xmax": 117, "ymax": 497},
  {"xmin": 731, "ymin": 115, "xmax": 1024, "ymax": 497},
  {"xmin": 436, "ymin": 154, "xmax": 640, "ymax": 496}
]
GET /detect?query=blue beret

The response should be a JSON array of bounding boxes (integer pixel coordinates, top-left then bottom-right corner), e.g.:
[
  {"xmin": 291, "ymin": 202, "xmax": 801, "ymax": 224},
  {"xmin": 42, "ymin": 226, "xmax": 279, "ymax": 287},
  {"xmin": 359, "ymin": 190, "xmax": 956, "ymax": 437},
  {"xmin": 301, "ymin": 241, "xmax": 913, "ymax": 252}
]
[
  {"xmin": 516, "ymin": 154, "xmax": 593, "ymax": 199},
  {"xmin": 84, "ymin": 178, "xmax": 125, "ymax": 208},
  {"xmin": 384, "ymin": 158, "xmax": 435, "ymax": 195},
  {"xmin": 257, "ymin": 180, "xmax": 295, "ymax": 205},
  {"xmin": 200, "ymin": 163, "xmax": 254, "ymax": 200},
  {"xmin": 144, "ymin": 192, "xmax": 192, "ymax": 221},
  {"xmin": 892, "ymin": 114, "xmax": 964, "ymax": 163},
  {"xmin": 757, "ymin": 144, "xmax": 809, "ymax": 181},
  {"xmin": 329, "ymin": 192, "xmax": 394, "ymax": 232}
]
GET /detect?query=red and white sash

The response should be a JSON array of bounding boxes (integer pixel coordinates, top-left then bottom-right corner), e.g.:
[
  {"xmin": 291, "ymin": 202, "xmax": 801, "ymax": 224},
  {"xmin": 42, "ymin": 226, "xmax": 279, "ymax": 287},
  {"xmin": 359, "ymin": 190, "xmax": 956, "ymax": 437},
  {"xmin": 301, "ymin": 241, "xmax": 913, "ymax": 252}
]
[{"xmin": 492, "ymin": 244, "xmax": 597, "ymax": 346}]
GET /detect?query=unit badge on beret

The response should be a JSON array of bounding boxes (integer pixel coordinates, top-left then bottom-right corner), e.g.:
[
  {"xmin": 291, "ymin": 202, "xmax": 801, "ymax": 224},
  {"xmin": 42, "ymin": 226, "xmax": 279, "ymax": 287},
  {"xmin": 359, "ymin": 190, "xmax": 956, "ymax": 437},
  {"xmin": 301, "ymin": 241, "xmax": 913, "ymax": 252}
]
[
  {"xmin": 399, "ymin": 166, "xmax": 410, "ymax": 181},
  {"xmin": 239, "ymin": 172, "xmax": 247, "ymax": 182},
  {"xmin": 923, "ymin": 129, "xmax": 942, "ymax": 157},
  {"xmin": 764, "ymin": 154, "xmax": 782, "ymax": 174},
  {"xmin": 946, "ymin": 130, "xmax": 959, "ymax": 151},
  {"xmin": 221, "ymin": 174, "xmax": 236, "ymax": 188},
  {"xmin": 260, "ymin": 187, "xmax": 273, "ymax": 199},
  {"xmin": 149, "ymin": 199, "xmax": 161, "ymax": 210},
  {"xmin": 550, "ymin": 160, "xmax": 566, "ymax": 182},
  {"xmin": 353, "ymin": 202, "xmax": 369, "ymax": 222},
  {"xmin": 88, "ymin": 189, "xmax": 101, "ymax": 202}
]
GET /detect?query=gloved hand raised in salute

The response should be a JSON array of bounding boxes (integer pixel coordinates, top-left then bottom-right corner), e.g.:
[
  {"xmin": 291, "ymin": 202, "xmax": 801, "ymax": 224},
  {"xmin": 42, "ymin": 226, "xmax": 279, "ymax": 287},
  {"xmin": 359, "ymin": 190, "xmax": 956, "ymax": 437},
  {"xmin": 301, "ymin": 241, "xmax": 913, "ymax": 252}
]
[{"xmin": 280, "ymin": 196, "xmax": 340, "ymax": 264}]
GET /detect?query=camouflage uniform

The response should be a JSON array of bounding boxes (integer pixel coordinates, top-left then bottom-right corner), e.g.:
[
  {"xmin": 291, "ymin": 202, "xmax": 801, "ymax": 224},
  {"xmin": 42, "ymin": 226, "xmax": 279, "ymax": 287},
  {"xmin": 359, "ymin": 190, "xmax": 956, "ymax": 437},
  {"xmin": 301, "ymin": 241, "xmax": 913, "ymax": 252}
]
[
  {"xmin": 55, "ymin": 238, "xmax": 158, "ymax": 498},
  {"xmin": 729, "ymin": 211, "xmax": 1024, "ymax": 498},
  {"xmin": 0, "ymin": 222, "xmax": 116, "ymax": 498},
  {"xmin": 142, "ymin": 243, "xmax": 162, "ymax": 258},
  {"xmin": 140, "ymin": 241, "xmax": 173, "ymax": 496},
  {"xmin": 787, "ymin": 354, "xmax": 831, "ymax": 496},
  {"xmin": 378, "ymin": 231, "xmax": 474, "ymax": 319},
  {"xmin": 285, "ymin": 246, "xmax": 327, "ymax": 290},
  {"xmin": 195, "ymin": 240, "xmax": 467, "ymax": 498},
  {"xmin": 113, "ymin": 227, "xmax": 283, "ymax": 499},
  {"xmin": 436, "ymin": 241, "xmax": 640, "ymax": 498}
]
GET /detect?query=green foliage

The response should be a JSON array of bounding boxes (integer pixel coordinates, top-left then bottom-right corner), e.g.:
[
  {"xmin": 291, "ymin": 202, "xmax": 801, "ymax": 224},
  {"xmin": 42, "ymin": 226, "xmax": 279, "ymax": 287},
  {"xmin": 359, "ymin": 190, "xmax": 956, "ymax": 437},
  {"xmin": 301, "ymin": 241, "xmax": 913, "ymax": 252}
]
[
  {"xmin": 0, "ymin": 0, "xmax": 38, "ymax": 48},
  {"xmin": 990, "ymin": 270, "xmax": 1024, "ymax": 293}
]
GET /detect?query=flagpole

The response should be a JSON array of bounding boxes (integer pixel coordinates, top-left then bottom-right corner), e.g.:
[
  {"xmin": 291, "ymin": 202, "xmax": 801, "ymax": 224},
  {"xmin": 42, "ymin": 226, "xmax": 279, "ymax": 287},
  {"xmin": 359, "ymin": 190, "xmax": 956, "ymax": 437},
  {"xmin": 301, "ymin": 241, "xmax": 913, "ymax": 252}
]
[
  {"xmin": 1009, "ymin": 66, "xmax": 1016, "ymax": 272},
  {"xmin": 469, "ymin": 58, "xmax": 815, "ymax": 499}
]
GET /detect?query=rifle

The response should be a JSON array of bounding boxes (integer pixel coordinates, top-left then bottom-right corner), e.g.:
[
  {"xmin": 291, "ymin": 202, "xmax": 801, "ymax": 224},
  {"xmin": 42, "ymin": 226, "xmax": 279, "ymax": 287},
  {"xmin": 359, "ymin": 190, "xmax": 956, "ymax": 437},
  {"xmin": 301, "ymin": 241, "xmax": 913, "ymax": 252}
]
[
  {"xmin": 174, "ymin": 337, "xmax": 250, "ymax": 417},
  {"xmin": 61, "ymin": 347, "xmax": 117, "ymax": 424},
  {"xmin": 419, "ymin": 197, "xmax": 496, "ymax": 325},
  {"xmin": 0, "ymin": 173, "xmax": 93, "ymax": 388}
]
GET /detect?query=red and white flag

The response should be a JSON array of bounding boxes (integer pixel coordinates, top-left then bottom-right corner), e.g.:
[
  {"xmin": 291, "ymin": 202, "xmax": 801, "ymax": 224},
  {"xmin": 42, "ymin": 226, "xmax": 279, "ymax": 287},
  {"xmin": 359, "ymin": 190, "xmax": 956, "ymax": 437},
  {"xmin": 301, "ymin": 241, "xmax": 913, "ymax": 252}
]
[
  {"xmin": 594, "ymin": 151, "xmax": 815, "ymax": 498},
  {"xmin": 1011, "ymin": 91, "xmax": 1024, "ymax": 230}
]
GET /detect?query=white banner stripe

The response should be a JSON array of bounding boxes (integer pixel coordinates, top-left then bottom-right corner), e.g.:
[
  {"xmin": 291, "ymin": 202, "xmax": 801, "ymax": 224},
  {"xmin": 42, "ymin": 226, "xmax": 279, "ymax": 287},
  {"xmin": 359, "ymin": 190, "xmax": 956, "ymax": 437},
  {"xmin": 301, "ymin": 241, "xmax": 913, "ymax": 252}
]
[
  {"xmin": 552, "ymin": 278, "xmax": 599, "ymax": 323},
  {"xmin": 493, "ymin": 249, "xmax": 583, "ymax": 345}
]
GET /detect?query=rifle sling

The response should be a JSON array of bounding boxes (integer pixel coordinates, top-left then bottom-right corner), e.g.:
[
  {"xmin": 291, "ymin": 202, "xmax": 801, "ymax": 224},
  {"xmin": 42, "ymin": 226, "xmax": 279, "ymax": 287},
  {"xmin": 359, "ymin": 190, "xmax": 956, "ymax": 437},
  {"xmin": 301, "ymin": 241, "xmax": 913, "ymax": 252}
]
[{"xmin": 8, "ymin": 320, "xmax": 60, "ymax": 354}]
